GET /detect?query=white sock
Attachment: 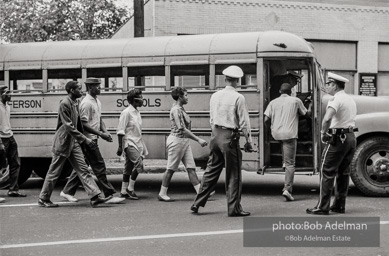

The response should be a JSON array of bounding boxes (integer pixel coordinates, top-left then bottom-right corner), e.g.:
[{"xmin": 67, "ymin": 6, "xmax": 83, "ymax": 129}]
[
  {"xmin": 194, "ymin": 184, "xmax": 200, "ymax": 194},
  {"xmin": 128, "ymin": 179, "xmax": 136, "ymax": 191},
  {"xmin": 159, "ymin": 185, "xmax": 168, "ymax": 196},
  {"xmin": 121, "ymin": 182, "xmax": 129, "ymax": 194}
]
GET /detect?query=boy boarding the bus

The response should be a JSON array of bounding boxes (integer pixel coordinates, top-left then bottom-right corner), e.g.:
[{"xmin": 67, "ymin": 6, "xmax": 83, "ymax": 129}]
[
  {"xmin": 158, "ymin": 87, "xmax": 208, "ymax": 202},
  {"xmin": 60, "ymin": 78, "xmax": 125, "ymax": 204},
  {"xmin": 0, "ymin": 85, "xmax": 26, "ymax": 199},
  {"xmin": 38, "ymin": 81, "xmax": 111, "ymax": 208},
  {"xmin": 264, "ymin": 83, "xmax": 312, "ymax": 202},
  {"xmin": 116, "ymin": 89, "xmax": 148, "ymax": 200}
]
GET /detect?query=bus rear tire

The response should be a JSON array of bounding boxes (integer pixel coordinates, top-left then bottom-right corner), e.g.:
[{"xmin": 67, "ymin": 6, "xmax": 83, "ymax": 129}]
[
  {"xmin": 21, "ymin": 158, "xmax": 73, "ymax": 181},
  {"xmin": 18, "ymin": 165, "xmax": 33, "ymax": 186},
  {"xmin": 350, "ymin": 137, "xmax": 389, "ymax": 197}
]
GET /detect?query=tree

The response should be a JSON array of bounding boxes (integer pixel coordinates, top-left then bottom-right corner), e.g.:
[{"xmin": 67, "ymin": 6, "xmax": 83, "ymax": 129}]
[{"xmin": 0, "ymin": 0, "xmax": 132, "ymax": 43}]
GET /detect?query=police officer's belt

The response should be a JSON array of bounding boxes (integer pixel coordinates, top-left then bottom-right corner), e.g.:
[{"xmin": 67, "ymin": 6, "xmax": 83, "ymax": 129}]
[
  {"xmin": 214, "ymin": 125, "xmax": 238, "ymax": 131},
  {"xmin": 328, "ymin": 127, "xmax": 358, "ymax": 135}
]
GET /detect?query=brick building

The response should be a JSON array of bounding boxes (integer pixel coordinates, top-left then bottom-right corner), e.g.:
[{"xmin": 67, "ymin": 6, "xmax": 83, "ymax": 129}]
[{"xmin": 113, "ymin": 0, "xmax": 389, "ymax": 95}]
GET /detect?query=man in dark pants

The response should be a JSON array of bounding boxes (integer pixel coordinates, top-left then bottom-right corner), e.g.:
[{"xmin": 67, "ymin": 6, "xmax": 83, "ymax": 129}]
[
  {"xmin": 38, "ymin": 81, "xmax": 111, "ymax": 208},
  {"xmin": 60, "ymin": 78, "xmax": 125, "ymax": 204},
  {"xmin": 0, "ymin": 85, "xmax": 26, "ymax": 199},
  {"xmin": 191, "ymin": 65, "xmax": 254, "ymax": 217},
  {"xmin": 306, "ymin": 72, "xmax": 357, "ymax": 215}
]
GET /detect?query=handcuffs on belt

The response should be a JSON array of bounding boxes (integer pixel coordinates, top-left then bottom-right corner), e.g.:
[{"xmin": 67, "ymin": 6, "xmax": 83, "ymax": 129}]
[{"xmin": 321, "ymin": 127, "xmax": 358, "ymax": 145}]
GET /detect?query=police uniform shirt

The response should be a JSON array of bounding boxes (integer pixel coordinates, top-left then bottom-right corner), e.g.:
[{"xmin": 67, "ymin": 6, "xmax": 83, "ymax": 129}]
[
  {"xmin": 80, "ymin": 93, "xmax": 102, "ymax": 140},
  {"xmin": 210, "ymin": 85, "xmax": 251, "ymax": 131},
  {"xmin": 264, "ymin": 94, "xmax": 307, "ymax": 140},
  {"xmin": 0, "ymin": 101, "xmax": 13, "ymax": 138},
  {"xmin": 327, "ymin": 90, "xmax": 357, "ymax": 129}
]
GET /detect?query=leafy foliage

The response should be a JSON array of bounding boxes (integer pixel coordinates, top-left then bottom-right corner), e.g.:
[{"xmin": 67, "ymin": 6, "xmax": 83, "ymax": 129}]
[{"xmin": 0, "ymin": 0, "xmax": 131, "ymax": 43}]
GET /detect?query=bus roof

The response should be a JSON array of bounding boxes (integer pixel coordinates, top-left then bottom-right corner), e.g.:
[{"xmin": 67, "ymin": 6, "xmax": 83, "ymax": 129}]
[{"xmin": 0, "ymin": 31, "xmax": 314, "ymax": 70}]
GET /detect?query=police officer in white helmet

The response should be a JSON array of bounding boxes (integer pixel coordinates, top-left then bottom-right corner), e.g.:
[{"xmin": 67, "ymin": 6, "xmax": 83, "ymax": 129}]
[
  {"xmin": 191, "ymin": 65, "xmax": 254, "ymax": 217},
  {"xmin": 306, "ymin": 72, "xmax": 357, "ymax": 215}
]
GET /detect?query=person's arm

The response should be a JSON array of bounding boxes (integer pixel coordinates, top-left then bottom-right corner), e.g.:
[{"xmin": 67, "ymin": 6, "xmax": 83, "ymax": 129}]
[
  {"xmin": 321, "ymin": 107, "xmax": 336, "ymax": 134},
  {"xmin": 116, "ymin": 134, "xmax": 124, "ymax": 156},
  {"xmin": 236, "ymin": 96, "xmax": 254, "ymax": 152},
  {"xmin": 58, "ymin": 101, "xmax": 88, "ymax": 145},
  {"xmin": 116, "ymin": 111, "xmax": 128, "ymax": 156},
  {"xmin": 264, "ymin": 115, "xmax": 271, "ymax": 130},
  {"xmin": 99, "ymin": 119, "xmax": 113, "ymax": 142},
  {"xmin": 182, "ymin": 129, "xmax": 207, "ymax": 147},
  {"xmin": 171, "ymin": 108, "xmax": 207, "ymax": 147}
]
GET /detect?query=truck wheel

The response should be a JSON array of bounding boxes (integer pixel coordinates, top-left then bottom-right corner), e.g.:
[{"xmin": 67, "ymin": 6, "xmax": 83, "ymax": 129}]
[{"xmin": 350, "ymin": 137, "xmax": 389, "ymax": 196}]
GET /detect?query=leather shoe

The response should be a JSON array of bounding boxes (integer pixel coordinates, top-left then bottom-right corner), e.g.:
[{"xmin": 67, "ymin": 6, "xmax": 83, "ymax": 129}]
[
  {"xmin": 8, "ymin": 191, "xmax": 27, "ymax": 197},
  {"xmin": 190, "ymin": 204, "xmax": 199, "ymax": 213},
  {"xmin": 38, "ymin": 199, "xmax": 59, "ymax": 208},
  {"xmin": 330, "ymin": 206, "xmax": 345, "ymax": 214},
  {"xmin": 229, "ymin": 211, "xmax": 251, "ymax": 217},
  {"xmin": 90, "ymin": 195, "xmax": 112, "ymax": 208},
  {"xmin": 306, "ymin": 207, "xmax": 329, "ymax": 215}
]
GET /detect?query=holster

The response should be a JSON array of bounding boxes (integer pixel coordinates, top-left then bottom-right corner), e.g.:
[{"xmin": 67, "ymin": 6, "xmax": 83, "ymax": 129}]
[
  {"xmin": 329, "ymin": 134, "xmax": 337, "ymax": 146},
  {"xmin": 229, "ymin": 130, "xmax": 240, "ymax": 148}
]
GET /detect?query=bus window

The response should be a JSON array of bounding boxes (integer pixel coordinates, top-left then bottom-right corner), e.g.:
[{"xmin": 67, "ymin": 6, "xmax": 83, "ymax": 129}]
[
  {"xmin": 215, "ymin": 64, "xmax": 257, "ymax": 89},
  {"xmin": 128, "ymin": 66, "xmax": 165, "ymax": 91},
  {"xmin": 9, "ymin": 70, "xmax": 42, "ymax": 93},
  {"xmin": 87, "ymin": 67, "xmax": 122, "ymax": 92},
  {"xmin": 0, "ymin": 71, "xmax": 4, "ymax": 81},
  {"xmin": 48, "ymin": 68, "xmax": 82, "ymax": 92},
  {"xmin": 171, "ymin": 65, "xmax": 209, "ymax": 90}
]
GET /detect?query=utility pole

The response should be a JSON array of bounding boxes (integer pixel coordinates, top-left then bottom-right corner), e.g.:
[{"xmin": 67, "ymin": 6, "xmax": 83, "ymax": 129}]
[
  {"xmin": 133, "ymin": 0, "xmax": 145, "ymax": 86},
  {"xmin": 133, "ymin": 0, "xmax": 145, "ymax": 38}
]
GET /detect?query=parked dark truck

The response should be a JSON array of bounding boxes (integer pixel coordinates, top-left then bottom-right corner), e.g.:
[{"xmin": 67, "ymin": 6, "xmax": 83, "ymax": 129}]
[{"xmin": 0, "ymin": 31, "xmax": 388, "ymax": 196}]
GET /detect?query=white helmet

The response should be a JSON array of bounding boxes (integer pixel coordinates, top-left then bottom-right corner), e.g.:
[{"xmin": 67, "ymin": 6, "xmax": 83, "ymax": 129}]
[{"xmin": 222, "ymin": 65, "xmax": 244, "ymax": 78}]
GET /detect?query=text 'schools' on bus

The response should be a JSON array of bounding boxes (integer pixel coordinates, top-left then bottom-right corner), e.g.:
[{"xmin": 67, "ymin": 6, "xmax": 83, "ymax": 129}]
[{"xmin": 0, "ymin": 31, "xmax": 388, "ymax": 196}]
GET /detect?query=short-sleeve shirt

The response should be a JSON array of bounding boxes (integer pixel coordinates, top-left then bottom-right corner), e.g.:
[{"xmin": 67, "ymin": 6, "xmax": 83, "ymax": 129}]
[
  {"xmin": 117, "ymin": 104, "xmax": 148, "ymax": 156},
  {"xmin": 264, "ymin": 94, "xmax": 307, "ymax": 140},
  {"xmin": 80, "ymin": 93, "xmax": 101, "ymax": 140},
  {"xmin": 210, "ymin": 85, "xmax": 251, "ymax": 131},
  {"xmin": 0, "ymin": 101, "xmax": 13, "ymax": 138},
  {"xmin": 327, "ymin": 90, "xmax": 357, "ymax": 128},
  {"xmin": 170, "ymin": 103, "xmax": 191, "ymax": 138}
]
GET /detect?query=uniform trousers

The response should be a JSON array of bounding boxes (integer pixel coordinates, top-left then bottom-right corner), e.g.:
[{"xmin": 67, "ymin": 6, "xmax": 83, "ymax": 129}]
[
  {"xmin": 193, "ymin": 127, "xmax": 244, "ymax": 216},
  {"xmin": 316, "ymin": 133, "xmax": 356, "ymax": 211},
  {"xmin": 1, "ymin": 136, "xmax": 21, "ymax": 191},
  {"xmin": 39, "ymin": 142, "xmax": 101, "ymax": 201},
  {"xmin": 62, "ymin": 140, "xmax": 116, "ymax": 197}
]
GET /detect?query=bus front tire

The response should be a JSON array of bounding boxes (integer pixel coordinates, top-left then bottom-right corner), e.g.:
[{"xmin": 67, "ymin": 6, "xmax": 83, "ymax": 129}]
[{"xmin": 350, "ymin": 137, "xmax": 389, "ymax": 197}]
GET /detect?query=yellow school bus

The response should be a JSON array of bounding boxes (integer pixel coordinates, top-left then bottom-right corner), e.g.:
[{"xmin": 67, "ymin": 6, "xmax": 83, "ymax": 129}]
[{"xmin": 1, "ymin": 31, "xmax": 388, "ymax": 196}]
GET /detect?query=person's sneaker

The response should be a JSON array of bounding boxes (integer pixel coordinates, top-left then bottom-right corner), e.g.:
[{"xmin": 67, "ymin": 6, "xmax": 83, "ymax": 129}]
[
  {"xmin": 60, "ymin": 191, "xmax": 78, "ymax": 202},
  {"xmin": 126, "ymin": 189, "xmax": 139, "ymax": 200},
  {"xmin": 282, "ymin": 190, "xmax": 294, "ymax": 201},
  {"xmin": 105, "ymin": 196, "xmax": 126, "ymax": 204},
  {"xmin": 119, "ymin": 192, "xmax": 130, "ymax": 199},
  {"xmin": 0, "ymin": 197, "xmax": 5, "ymax": 203},
  {"xmin": 158, "ymin": 194, "xmax": 174, "ymax": 202}
]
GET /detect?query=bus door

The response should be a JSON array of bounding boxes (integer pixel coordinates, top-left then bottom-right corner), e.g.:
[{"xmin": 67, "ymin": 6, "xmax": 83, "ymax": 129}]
[{"xmin": 262, "ymin": 58, "xmax": 315, "ymax": 174}]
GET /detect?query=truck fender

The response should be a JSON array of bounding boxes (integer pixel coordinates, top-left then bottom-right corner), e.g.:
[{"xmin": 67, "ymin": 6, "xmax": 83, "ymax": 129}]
[{"xmin": 355, "ymin": 113, "xmax": 389, "ymax": 137}]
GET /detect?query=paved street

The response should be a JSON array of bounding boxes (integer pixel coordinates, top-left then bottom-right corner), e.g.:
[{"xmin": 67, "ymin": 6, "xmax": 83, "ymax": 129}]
[{"xmin": 1, "ymin": 171, "xmax": 388, "ymax": 256}]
